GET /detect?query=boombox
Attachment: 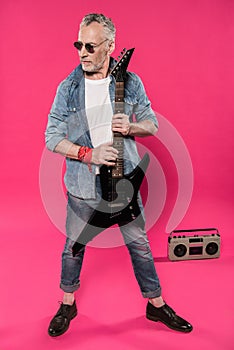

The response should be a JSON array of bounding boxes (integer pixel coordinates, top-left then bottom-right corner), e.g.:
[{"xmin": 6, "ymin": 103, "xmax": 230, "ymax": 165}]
[{"xmin": 168, "ymin": 228, "xmax": 220, "ymax": 261}]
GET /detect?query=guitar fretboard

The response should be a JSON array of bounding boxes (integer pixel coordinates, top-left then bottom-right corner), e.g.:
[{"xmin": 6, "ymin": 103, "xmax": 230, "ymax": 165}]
[{"xmin": 112, "ymin": 81, "xmax": 124, "ymax": 178}]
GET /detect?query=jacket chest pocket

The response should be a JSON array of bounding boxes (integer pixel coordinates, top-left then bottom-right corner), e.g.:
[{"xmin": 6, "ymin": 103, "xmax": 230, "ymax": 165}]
[{"xmin": 67, "ymin": 108, "xmax": 85, "ymax": 144}]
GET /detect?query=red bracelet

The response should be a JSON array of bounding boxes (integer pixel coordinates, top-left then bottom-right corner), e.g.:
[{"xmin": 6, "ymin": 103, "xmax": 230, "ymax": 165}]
[{"xmin": 77, "ymin": 146, "xmax": 92, "ymax": 171}]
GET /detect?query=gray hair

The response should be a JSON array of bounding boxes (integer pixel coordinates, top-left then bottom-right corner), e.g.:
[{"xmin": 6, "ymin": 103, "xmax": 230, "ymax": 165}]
[{"xmin": 80, "ymin": 13, "xmax": 116, "ymax": 41}]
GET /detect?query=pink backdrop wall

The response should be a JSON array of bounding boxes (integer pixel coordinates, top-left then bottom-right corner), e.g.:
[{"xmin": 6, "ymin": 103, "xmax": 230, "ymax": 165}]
[
  {"xmin": 1, "ymin": 1, "xmax": 234, "ymax": 349},
  {"xmin": 1, "ymin": 0, "xmax": 233, "ymax": 254}
]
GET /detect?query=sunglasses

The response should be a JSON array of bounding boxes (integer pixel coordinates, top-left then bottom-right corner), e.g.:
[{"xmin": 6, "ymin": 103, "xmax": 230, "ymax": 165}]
[{"xmin": 73, "ymin": 39, "xmax": 108, "ymax": 54}]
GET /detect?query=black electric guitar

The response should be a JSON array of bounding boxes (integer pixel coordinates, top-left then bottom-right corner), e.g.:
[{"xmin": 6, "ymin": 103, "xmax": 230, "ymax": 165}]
[{"xmin": 72, "ymin": 48, "xmax": 150, "ymax": 255}]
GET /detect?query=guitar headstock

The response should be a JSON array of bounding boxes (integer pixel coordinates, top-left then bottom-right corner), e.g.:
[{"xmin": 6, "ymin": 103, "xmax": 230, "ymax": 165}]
[{"xmin": 111, "ymin": 48, "xmax": 135, "ymax": 82}]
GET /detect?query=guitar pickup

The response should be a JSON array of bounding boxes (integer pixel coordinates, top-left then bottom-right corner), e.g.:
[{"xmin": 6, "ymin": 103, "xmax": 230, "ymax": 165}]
[
  {"xmin": 108, "ymin": 203, "xmax": 124, "ymax": 208},
  {"xmin": 112, "ymin": 173, "xmax": 122, "ymax": 178}
]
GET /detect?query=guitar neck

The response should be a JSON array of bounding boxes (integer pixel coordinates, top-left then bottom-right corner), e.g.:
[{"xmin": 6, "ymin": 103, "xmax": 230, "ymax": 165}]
[
  {"xmin": 110, "ymin": 48, "xmax": 134, "ymax": 179},
  {"xmin": 112, "ymin": 81, "xmax": 124, "ymax": 178}
]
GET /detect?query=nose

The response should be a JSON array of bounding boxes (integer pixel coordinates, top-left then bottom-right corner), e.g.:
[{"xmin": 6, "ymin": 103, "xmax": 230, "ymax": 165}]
[{"xmin": 79, "ymin": 45, "xmax": 89, "ymax": 57}]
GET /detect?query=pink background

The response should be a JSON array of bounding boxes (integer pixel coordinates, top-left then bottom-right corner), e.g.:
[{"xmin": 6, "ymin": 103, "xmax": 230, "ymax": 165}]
[{"xmin": 1, "ymin": 0, "xmax": 234, "ymax": 349}]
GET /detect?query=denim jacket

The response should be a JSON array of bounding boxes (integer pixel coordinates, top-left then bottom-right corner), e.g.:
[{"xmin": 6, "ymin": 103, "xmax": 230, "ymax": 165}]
[{"xmin": 45, "ymin": 58, "xmax": 158, "ymax": 199}]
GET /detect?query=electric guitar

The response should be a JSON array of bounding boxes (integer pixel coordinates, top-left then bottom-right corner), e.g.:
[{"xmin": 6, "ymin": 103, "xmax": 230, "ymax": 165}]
[{"xmin": 72, "ymin": 48, "xmax": 150, "ymax": 255}]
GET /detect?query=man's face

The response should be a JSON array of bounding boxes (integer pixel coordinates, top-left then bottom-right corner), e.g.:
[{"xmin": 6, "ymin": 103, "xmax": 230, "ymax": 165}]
[{"xmin": 78, "ymin": 22, "xmax": 112, "ymax": 74}]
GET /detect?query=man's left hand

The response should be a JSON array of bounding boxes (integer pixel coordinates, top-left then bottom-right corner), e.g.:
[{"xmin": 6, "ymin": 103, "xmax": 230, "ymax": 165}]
[{"xmin": 112, "ymin": 113, "xmax": 130, "ymax": 136}]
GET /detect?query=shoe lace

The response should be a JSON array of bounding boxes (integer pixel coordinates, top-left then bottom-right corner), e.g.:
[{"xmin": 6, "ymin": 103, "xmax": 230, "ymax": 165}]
[{"xmin": 57, "ymin": 301, "xmax": 73, "ymax": 317}]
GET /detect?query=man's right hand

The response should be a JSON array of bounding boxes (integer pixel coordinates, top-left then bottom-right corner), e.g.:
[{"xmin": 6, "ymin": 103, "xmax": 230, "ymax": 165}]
[{"xmin": 91, "ymin": 142, "xmax": 118, "ymax": 166}]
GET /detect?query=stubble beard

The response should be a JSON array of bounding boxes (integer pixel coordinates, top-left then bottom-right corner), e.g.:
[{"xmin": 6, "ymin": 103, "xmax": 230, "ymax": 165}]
[
  {"xmin": 82, "ymin": 54, "xmax": 108, "ymax": 74},
  {"xmin": 82, "ymin": 62, "xmax": 103, "ymax": 73}
]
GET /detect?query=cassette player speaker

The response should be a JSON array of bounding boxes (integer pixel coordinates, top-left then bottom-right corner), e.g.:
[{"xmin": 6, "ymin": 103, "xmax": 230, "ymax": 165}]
[{"xmin": 168, "ymin": 228, "xmax": 220, "ymax": 261}]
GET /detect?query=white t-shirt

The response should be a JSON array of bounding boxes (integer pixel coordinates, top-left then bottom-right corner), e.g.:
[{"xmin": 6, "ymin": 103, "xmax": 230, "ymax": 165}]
[{"xmin": 85, "ymin": 77, "xmax": 113, "ymax": 147}]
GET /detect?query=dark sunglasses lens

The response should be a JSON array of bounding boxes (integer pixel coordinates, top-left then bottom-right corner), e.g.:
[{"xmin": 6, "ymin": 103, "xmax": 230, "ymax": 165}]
[
  {"xmin": 73, "ymin": 42, "xmax": 96, "ymax": 53},
  {"xmin": 74, "ymin": 42, "xmax": 83, "ymax": 50},
  {"xmin": 85, "ymin": 44, "xmax": 95, "ymax": 53}
]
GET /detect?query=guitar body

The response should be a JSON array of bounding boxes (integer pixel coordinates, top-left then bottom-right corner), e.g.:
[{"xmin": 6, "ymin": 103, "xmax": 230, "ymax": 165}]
[
  {"xmin": 72, "ymin": 153, "xmax": 149, "ymax": 252},
  {"xmin": 99, "ymin": 153, "xmax": 149, "ymax": 221},
  {"xmin": 72, "ymin": 48, "xmax": 150, "ymax": 256}
]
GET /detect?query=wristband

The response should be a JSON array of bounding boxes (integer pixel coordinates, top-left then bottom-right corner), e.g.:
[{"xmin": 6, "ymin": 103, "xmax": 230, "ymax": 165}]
[{"xmin": 77, "ymin": 146, "xmax": 92, "ymax": 171}]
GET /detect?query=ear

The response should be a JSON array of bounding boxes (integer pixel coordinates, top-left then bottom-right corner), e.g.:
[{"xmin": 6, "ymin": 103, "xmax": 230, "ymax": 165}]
[{"xmin": 108, "ymin": 41, "xmax": 115, "ymax": 55}]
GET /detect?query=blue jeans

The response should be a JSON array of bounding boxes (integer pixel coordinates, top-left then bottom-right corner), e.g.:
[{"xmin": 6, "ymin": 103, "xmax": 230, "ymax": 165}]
[{"xmin": 60, "ymin": 176, "xmax": 161, "ymax": 298}]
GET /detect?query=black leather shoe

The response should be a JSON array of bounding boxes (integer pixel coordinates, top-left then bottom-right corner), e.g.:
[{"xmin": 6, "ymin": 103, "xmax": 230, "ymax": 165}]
[
  {"xmin": 48, "ymin": 301, "xmax": 77, "ymax": 337},
  {"xmin": 146, "ymin": 302, "xmax": 193, "ymax": 333}
]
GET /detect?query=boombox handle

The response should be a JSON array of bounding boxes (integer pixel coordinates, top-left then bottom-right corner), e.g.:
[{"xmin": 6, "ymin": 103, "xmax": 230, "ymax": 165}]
[{"xmin": 170, "ymin": 228, "xmax": 219, "ymax": 237}]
